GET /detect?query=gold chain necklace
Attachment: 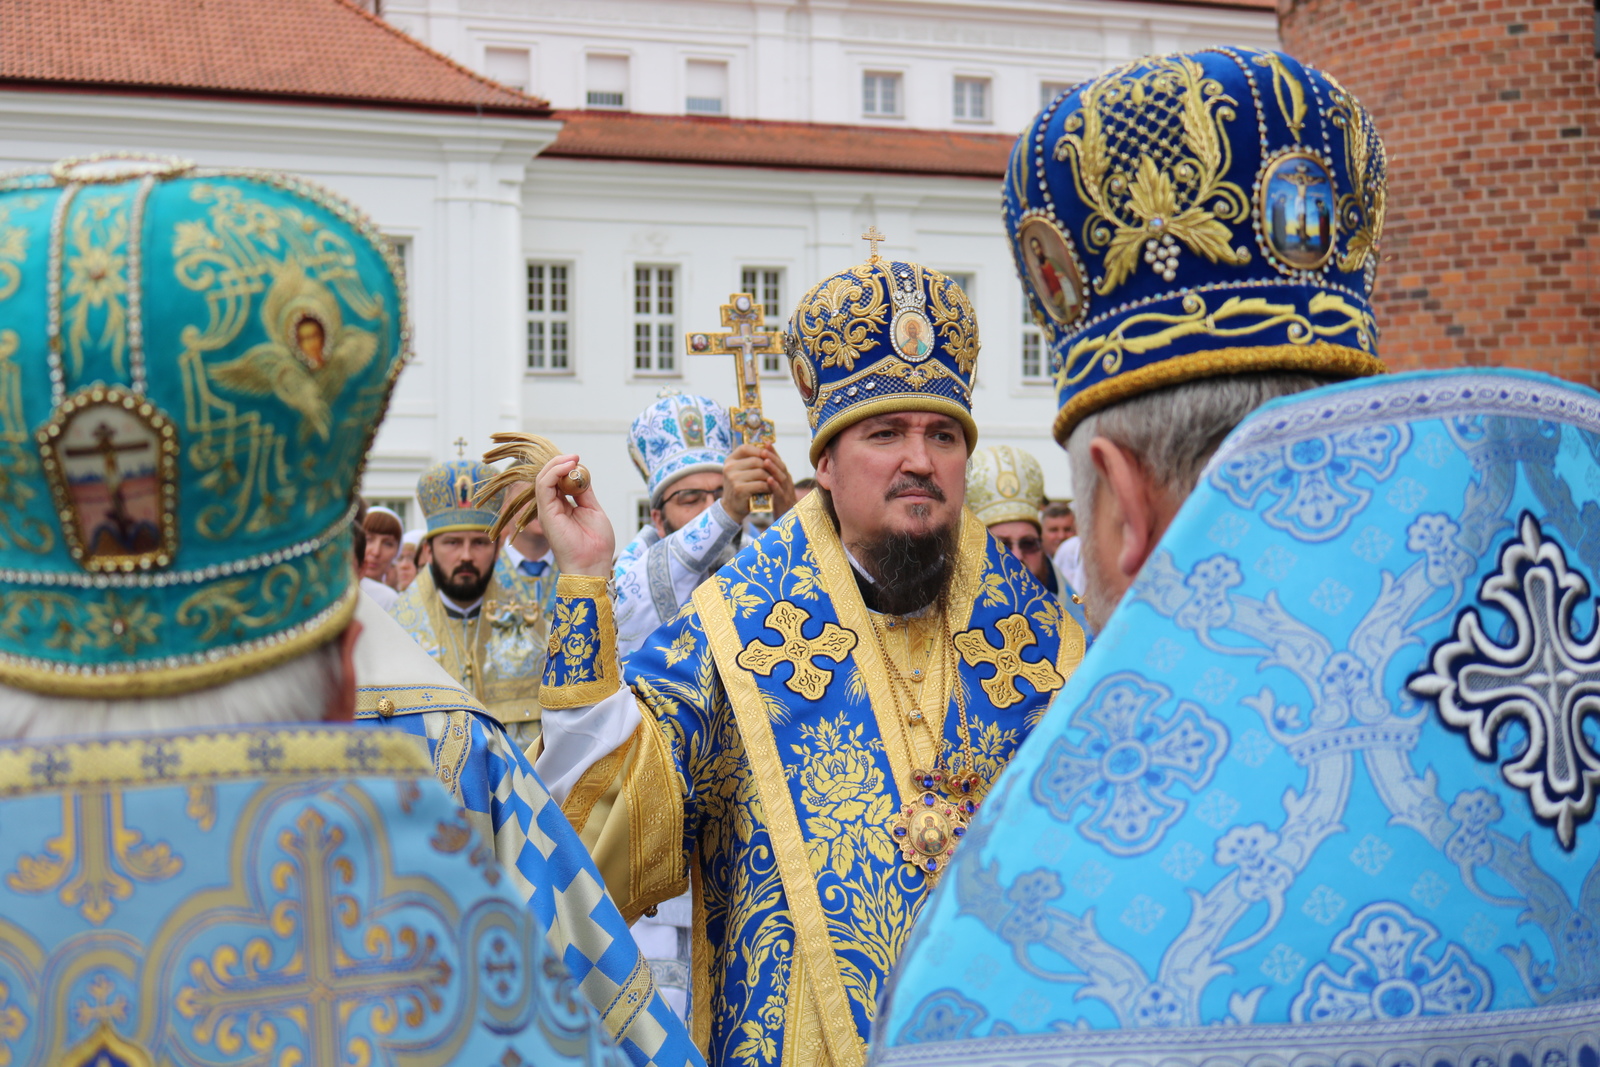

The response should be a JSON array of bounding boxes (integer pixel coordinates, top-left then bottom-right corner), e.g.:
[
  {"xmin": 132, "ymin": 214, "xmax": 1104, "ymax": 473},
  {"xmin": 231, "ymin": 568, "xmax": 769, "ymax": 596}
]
[
  {"xmin": 866, "ymin": 598, "xmax": 985, "ymax": 884},
  {"xmin": 437, "ymin": 597, "xmax": 486, "ymax": 696}
]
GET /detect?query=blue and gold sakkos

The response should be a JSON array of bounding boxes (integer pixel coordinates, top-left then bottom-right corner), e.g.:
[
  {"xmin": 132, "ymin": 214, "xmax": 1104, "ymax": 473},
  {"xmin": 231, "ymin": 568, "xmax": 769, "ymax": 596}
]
[
  {"xmin": 543, "ymin": 492, "xmax": 1085, "ymax": 1065},
  {"xmin": 0, "ymin": 724, "xmax": 626, "ymax": 1066},
  {"xmin": 1006, "ymin": 49, "xmax": 1389, "ymax": 442},
  {"xmin": 785, "ymin": 243, "xmax": 980, "ymax": 464},
  {"xmin": 0, "ymin": 155, "xmax": 405, "ymax": 696}
]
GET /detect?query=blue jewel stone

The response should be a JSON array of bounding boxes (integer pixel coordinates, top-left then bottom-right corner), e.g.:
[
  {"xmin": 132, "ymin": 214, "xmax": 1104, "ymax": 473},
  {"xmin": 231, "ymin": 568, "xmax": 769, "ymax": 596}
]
[
  {"xmin": 953, "ymin": 826, "xmax": 964, "ymax": 837},
  {"xmin": 894, "ymin": 826, "xmax": 906, "ymax": 837},
  {"xmin": 923, "ymin": 794, "xmax": 935, "ymax": 806},
  {"xmin": 927, "ymin": 859, "xmax": 939, "ymax": 871}
]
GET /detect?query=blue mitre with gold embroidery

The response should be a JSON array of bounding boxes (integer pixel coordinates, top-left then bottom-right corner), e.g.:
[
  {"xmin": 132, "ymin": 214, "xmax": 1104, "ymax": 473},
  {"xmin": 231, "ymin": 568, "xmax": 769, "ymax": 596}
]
[
  {"xmin": 873, "ymin": 368, "xmax": 1600, "ymax": 1065},
  {"xmin": 1006, "ymin": 49, "xmax": 1389, "ymax": 443},
  {"xmin": 417, "ymin": 457, "xmax": 502, "ymax": 538},
  {"xmin": 785, "ymin": 241, "xmax": 980, "ymax": 464},
  {"xmin": 0, "ymin": 155, "xmax": 405, "ymax": 697},
  {"xmin": 627, "ymin": 389, "xmax": 733, "ymax": 506}
]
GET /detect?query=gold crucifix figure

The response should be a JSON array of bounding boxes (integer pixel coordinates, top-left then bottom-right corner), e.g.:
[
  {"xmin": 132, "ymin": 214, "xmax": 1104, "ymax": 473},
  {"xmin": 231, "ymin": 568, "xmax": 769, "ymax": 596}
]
[
  {"xmin": 685, "ymin": 292, "xmax": 783, "ymax": 515},
  {"xmin": 452, "ymin": 436, "xmax": 470, "ymax": 458}
]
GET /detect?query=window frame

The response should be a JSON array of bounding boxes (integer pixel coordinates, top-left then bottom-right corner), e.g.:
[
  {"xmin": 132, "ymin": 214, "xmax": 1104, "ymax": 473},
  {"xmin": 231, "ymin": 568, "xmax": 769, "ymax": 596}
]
[
  {"xmin": 525, "ymin": 261, "xmax": 573, "ymax": 375},
  {"xmin": 1020, "ymin": 295, "xmax": 1051, "ymax": 387},
  {"xmin": 952, "ymin": 75, "xmax": 992, "ymax": 124},
  {"xmin": 862, "ymin": 70, "xmax": 905, "ymax": 119},
  {"xmin": 633, "ymin": 264, "xmax": 680, "ymax": 377},
  {"xmin": 585, "ymin": 52, "xmax": 630, "ymax": 110},
  {"xmin": 685, "ymin": 57, "xmax": 729, "ymax": 116},
  {"xmin": 740, "ymin": 266, "xmax": 787, "ymax": 377}
]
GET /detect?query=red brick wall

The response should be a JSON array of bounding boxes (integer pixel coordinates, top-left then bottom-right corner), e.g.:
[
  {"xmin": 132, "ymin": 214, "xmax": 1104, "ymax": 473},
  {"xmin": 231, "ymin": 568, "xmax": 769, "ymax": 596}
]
[{"xmin": 1278, "ymin": 0, "xmax": 1600, "ymax": 385}]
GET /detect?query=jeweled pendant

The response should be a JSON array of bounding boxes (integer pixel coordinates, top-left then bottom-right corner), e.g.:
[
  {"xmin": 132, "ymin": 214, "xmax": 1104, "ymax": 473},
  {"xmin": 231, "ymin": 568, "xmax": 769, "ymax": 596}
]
[{"xmin": 891, "ymin": 781, "xmax": 966, "ymax": 884}]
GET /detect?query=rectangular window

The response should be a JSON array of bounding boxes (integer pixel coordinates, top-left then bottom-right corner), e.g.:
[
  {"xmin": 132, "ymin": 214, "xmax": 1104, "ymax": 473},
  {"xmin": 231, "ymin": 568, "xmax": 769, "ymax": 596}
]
[
  {"xmin": 953, "ymin": 76, "xmax": 991, "ymax": 122},
  {"xmin": 636, "ymin": 497, "xmax": 652, "ymax": 531},
  {"xmin": 740, "ymin": 267, "xmax": 785, "ymax": 375},
  {"xmin": 526, "ymin": 263, "xmax": 571, "ymax": 373},
  {"xmin": 367, "ymin": 498, "xmax": 411, "ymax": 527},
  {"xmin": 863, "ymin": 72, "xmax": 902, "ymax": 117},
  {"xmin": 686, "ymin": 59, "xmax": 728, "ymax": 115},
  {"xmin": 586, "ymin": 54, "xmax": 629, "ymax": 109},
  {"xmin": 634, "ymin": 266, "xmax": 677, "ymax": 375},
  {"xmin": 1040, "ymin": 81, "xmax": 1073, "ymax": 108},
  {"xmin": 1021, "ymin": 297, "xmax": 1049, "ymax": 384},
  {"xmin": 485, "ymin": 47, "xmax": 530, "ymax": 92}
]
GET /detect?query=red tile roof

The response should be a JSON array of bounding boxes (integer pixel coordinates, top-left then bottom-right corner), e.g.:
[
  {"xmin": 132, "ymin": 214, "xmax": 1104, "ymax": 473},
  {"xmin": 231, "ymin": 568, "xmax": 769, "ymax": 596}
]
[
  {"xmin": 0, "ymin": 0, "xmax": 549, "ymax": 115},
  {"xmin": 544, "ymin": 111, "xmax": 1017, "ymax": 179}
]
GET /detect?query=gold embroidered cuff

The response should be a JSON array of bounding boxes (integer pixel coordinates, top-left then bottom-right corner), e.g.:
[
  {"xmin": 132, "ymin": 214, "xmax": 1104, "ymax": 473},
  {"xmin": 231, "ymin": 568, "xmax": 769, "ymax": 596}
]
[{"xmin": 540, "ymin": 574, "xmax": 620, "ymax": 709}]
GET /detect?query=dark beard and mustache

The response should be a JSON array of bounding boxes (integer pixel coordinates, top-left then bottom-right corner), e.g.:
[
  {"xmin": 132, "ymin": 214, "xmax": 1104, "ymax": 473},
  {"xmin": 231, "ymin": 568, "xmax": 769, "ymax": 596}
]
[
  {"xmin": 823, "ymin": 474, "xmax": 958, "ymax": 616},
  {"xmin": 430, "ymin": 557, "xmax": 494, "ymax": 605}
]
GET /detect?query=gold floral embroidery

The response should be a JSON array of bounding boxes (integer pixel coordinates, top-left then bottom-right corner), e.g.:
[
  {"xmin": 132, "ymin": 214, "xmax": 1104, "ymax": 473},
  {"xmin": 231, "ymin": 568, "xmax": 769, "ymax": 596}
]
[
  {"xmin": 0, "ymin": 206, "xmax": 53, "ymax": 556},
  {"xmin": 1054, "ymin": 54, "xmax": 1251, "ymax": 296},
  {"xmin": 792, "ymin": 266, "xmax": 889, "ymax": 372},
  {"xmin": 173, "ymin": 183, "xmax": 391, "ymax": 541},
  {"xmin": 82, "ymin": 591, "xmax": 162, "ymax": 656},
  {"xmin": 62, "ymin": 194, "xmax": 130, "ymax": 379},
  {"xmin": 1325, "ymin": 71, "xmax": 1388, "ymax": 275},
  {"xmin": 926, "ymin": 273, "xmax": 979, "ymax": 376},
  {"xmin": 1252, "ymin": 51, "xmax": 1307, "ymax": 141},
  {"xmin": 793, "ymin": 715, "xmax": 896, "ymax": 879},
  {"xmin": 1060, "ymin": 291, "xmax": 1376, "ymax": 390}
]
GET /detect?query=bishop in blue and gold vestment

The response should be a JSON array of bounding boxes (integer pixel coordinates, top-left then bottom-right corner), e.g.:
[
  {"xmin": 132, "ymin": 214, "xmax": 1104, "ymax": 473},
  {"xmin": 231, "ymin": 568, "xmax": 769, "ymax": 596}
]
[
  {"xmin": 530, "ymin": 249, "xmax": 1086, "ymax": 1066},
  {"xmin": 0, "ymin": 153, "xmax": 632, "ymax": 1064},
  {"xmin": 874, "ymin": 47, "xmax": 1600, "ymax": 1067}
]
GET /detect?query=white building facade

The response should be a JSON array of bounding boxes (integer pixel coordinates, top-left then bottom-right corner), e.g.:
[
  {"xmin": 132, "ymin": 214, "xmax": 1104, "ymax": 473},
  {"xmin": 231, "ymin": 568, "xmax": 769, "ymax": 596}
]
[
  {"xmin": 389, "ymin": 0, "xmax": 1278, "ymax": 534},
  {"xmin": 0, "ymin": 0, "xmax": 1277, "ymax": 537}
]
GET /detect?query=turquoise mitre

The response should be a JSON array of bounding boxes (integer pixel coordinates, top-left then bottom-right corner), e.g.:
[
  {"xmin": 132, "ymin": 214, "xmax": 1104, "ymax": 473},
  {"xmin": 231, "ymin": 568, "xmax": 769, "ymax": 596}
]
[
  {"xmin": 785, "ymin": 250, "xmax": 979, "ymax": 463},
  {"xmin": 417, "ymin": 457, "xmax": 502, "ymax": 538},
  {"xmin": 0, "ymin": 155, "xmax": 405, "ymax": 697},
  {"xmin": 874, "ymin": 369, "xmax": 1600, "ymax": 1064},
  {"xmin": 1006, "ymin": 49, "xmax": 1390, "ymax": 443},
  {"xmin": 0, "ymin": 725, "xmax": 625, "ymax": 1066}
]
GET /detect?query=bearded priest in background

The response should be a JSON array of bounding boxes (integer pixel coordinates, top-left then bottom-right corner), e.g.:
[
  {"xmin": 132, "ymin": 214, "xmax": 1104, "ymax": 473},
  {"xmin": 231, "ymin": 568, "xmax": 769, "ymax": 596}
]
[{"xmin": 520, "ymin": 248, "xmax": 1085, "ymax": 1066}]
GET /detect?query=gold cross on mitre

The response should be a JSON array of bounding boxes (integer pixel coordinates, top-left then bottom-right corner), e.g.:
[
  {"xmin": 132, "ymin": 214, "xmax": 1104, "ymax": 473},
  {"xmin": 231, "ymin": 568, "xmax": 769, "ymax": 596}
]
[
  {"xmin": 453, "ymin": 436, "xmax": 469, "ymax": 458},
  {"xmin": 861, "ymin": 226, "xmax": 886, "ymax": 261},
  {"xmin": 685, "ymin": 292, "xmax": 783, "ymax": 515}
]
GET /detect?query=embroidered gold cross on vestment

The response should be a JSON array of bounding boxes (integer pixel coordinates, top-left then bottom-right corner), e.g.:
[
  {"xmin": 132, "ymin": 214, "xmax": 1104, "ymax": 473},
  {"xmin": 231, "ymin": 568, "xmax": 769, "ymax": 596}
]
[
  {"xmin": 735, "ymin": 601, "xmax": 858, "ymax": 701},
  {"xmin": 953, "ymin": 613, "xmax": 1064, "ymax": 708}
]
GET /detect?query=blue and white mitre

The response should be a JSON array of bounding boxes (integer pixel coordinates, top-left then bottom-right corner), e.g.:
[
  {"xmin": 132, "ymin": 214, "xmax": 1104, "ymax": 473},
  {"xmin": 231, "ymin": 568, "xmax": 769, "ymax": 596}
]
[
  {"xmin": 417, "ymin": 457, "xmax": 502, "ymax": 538},
  {"xmin": 1004, "ymin": 48, "xmax": 1389, "ymax": 443},
  {"xmin": 627, "ymin": 390, "xmax": 733, "ymax": 506},
  {"xmin": 874, "ymin": 368, "xmax": 1600, "ymax": 1065},
  {"xmin": 0, "ymin": 154, "xmax": 404, "ymax": 697},
  {"xmin": 786, "ymin": 245, "xmax": 979, "ymax": 463}
]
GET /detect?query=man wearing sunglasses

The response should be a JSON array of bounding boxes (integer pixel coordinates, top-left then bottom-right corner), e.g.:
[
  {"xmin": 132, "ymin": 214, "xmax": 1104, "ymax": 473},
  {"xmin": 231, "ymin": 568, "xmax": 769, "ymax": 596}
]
[
  {"xmin": 965, "ymin": 444, "xmax": 1088, "ymax": 631},
  {"xmin": 615, "ymin": 391, "xmax": 798, "ymax": 663}
]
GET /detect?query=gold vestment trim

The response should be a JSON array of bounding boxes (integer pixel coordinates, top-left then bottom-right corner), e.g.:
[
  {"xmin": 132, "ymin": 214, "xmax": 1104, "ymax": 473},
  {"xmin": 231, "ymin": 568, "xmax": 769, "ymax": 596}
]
[
  {"xmin": 540, "ymin": 574, "xmax": 621, "ymax": 709},
  {"xmin": 1052, "ymin": 342, "xmax": 1386, "ymax": 443},
  {"xmin": 0, "ymin": 726, "xmax": 430, "ymax": 794}
]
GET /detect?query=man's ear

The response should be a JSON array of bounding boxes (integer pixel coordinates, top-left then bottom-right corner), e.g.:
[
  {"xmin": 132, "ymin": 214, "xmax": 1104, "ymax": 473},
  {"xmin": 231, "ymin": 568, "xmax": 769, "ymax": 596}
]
[
  {"xmin": 650, "ymin": 508, "xmax": 668, "ymax": 539},
  {"xmin": 1088, "ymin": 437, "xmax": 1170, "ymax": 582},
  {"xmin": 814, "ymin": 448, "xmax": 834, "ymax": 491},
  {"xmin": 324, "ymin": 619, "xmax": 363, "ymax": 723}
]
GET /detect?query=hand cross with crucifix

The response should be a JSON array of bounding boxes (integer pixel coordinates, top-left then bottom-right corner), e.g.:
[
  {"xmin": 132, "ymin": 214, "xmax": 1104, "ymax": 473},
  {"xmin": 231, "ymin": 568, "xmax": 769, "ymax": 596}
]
[{"xmin": 685, "ymin": 292, "xmax": 784, "ymax": 515}]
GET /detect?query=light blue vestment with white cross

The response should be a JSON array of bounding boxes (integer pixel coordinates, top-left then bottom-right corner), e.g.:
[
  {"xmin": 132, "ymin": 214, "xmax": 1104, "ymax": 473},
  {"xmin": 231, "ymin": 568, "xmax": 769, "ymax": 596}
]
[{"xmin": 874, "ymin": 369, "xmax": 1600, "ymax": 1066}]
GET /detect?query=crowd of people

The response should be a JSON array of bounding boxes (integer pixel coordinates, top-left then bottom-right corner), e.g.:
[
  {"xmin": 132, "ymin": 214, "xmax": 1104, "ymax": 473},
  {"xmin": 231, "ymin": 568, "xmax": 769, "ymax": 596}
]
[{"xmin": 1, "ymin": 45, "xmax": 1595, "ymax": 1067}]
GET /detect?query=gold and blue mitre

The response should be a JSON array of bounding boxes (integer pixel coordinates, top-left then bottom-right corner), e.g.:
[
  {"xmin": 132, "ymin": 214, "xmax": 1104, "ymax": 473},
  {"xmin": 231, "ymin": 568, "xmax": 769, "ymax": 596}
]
[
  {"xmin": 0, "ymin": 155, "xmax": 405, "ymax": 697},
  {"xmin": 965, "ymin": 444, "xmax": 1046, "ymax": 529},
  {"xmin": 416, "ymin": 457, "xmax": 502, "ymax": 539},
  {"xmin": 785, "ymin": 249, "xmax": 980, "ymax": 464},
  {"xmin": 627, "ymin": 389, "xmax": 733, "ymax": 506},
  {"xmin": 1005, "ymin": 49, "xmax": 1389, "ymax": 443}
]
